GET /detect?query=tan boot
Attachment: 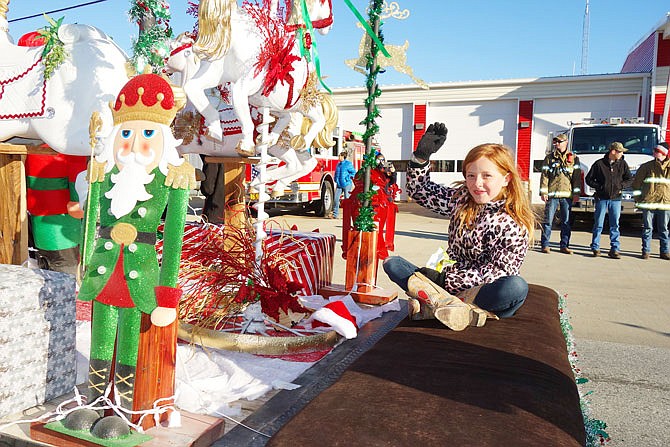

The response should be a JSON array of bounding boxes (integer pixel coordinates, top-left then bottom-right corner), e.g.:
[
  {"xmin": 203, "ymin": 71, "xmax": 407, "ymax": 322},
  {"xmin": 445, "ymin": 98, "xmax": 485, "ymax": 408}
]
[
  {"xmin": 406, "ymin": 296, "xmax": 489, "ymax": 324},
  {"xmin": 407, "ymin": 297, "xmax": 436, "ymax": 320},
  {"xmin": 407, "ymin": 272, "xmax": 461, "ymax": 307},
  {"xmin": 434, "ymin": 304, "xmax": 488, "ymax": 329},
  {"xmin": 457, "ymin": 285, "xmax": 500, "ymax": 323},
  {"xmin": 406, "ymin": 272, "xmax": 482, "ymax": 331}
]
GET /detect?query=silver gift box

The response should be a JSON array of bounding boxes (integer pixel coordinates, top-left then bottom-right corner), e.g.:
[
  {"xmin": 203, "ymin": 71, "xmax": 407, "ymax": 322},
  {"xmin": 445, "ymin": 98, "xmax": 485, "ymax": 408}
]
[{"xmin": 0, "ymin": 264, "xmax": 76, "ymax": 418}]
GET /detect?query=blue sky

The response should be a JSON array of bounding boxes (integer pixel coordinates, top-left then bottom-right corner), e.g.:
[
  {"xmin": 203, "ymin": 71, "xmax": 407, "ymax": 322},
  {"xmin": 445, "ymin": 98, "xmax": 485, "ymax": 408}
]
[{"xmin": 5, "ymin": 1, "xmax": 669, "ymax": 89}]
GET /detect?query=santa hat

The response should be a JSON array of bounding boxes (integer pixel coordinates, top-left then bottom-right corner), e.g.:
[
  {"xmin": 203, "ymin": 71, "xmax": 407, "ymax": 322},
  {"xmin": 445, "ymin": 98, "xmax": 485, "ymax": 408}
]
[
  {"xmin": 655, "ymin": 142, "xmax": 669, "ymax": 157},
  {"xmin": 309, "ymin": 300, "xmax": 358, "ymax": 339}
]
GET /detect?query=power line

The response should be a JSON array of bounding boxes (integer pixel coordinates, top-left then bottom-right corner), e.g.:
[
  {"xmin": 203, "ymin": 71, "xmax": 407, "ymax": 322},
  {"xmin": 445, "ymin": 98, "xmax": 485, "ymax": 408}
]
[{"xmin": 8, "ymin": 0, "xmax": 112, "ymax": 23}]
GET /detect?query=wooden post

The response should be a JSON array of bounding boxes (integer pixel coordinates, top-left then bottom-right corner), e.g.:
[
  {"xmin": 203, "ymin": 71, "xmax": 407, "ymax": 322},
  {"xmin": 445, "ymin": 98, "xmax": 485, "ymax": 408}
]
[
  {"xmin": 344, "ymin": 230, "xmax": 378, "ymax": 292},
  {"xmin": 132, "ymin": 157, "xmax": 257, "ymax": 429},
  {"xmin": 0, "ymin": 153, "xmax": 26, "ymax": 265},
  {"xmin": 320, "ymin": 227, "xmax": 397, "ymax": 305},
  {"xmin": 133, "ymin": 314, "xmax": 178, "ymax": 430},
  {"xmin": 0, "ymin": 144, "xmax": 57, "ymax": 265}
]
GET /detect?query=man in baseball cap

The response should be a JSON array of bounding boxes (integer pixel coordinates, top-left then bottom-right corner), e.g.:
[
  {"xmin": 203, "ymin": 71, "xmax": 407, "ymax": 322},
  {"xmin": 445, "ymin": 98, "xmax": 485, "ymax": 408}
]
[
  {"xmin": 539, "ymin": 133, "xmax": 581, "ymax": 254},
  {"xmin": 584, "ymin": 141, "xmax": 633, "ymax": 258},
  {"xmin": 553, "ymin": 133, "xmax": 568, "ymax": 143}
]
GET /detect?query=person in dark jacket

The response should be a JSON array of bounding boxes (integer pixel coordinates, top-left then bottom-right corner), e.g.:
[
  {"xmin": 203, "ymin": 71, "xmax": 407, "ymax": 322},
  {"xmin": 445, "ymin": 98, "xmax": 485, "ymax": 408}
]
[{"xmin": 585, "ymin": 141, "xmax": 633, "ymax": 258}]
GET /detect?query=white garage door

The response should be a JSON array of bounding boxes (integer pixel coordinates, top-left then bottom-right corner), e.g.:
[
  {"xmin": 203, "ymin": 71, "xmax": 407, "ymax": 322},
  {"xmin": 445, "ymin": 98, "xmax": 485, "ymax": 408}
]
[{"xmin": 425, "ymin": 100, "xmax": 519, "ymax": 189}]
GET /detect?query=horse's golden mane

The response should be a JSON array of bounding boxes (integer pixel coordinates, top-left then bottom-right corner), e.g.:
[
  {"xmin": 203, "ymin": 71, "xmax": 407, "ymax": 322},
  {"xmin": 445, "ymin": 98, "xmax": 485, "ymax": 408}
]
[
  {"xmin": 303, "ymin": 93, "xmax": 337, "ymax": 149},
  {"xmin": 193, "ymin": 0, "xmax": 233, "ymax": 60}
]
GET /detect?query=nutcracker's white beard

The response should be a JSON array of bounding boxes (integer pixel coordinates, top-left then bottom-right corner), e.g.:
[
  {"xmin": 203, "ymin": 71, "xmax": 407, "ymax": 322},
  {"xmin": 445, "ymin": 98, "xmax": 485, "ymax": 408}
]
[{"xmin": 105, "ymin": 151, "xmax": 155, "ymax": 219}]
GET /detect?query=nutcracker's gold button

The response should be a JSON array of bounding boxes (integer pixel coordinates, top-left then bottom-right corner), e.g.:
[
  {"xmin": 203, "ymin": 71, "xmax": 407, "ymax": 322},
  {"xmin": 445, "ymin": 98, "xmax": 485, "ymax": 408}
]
[{"xmin": 110, "ymin": 223, "xmax": 138, "ymax": 246}]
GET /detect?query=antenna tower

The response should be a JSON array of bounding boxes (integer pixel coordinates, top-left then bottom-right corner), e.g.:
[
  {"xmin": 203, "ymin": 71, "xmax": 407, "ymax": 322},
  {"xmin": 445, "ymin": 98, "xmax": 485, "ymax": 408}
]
[{"xmin": 580, "ymin": 0, "xmax": 590, "ymax": 75}]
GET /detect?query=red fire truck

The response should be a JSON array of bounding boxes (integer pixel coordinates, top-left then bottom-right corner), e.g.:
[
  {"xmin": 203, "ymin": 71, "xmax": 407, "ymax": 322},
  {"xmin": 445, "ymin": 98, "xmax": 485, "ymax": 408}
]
[{"xmin": 246, "ymin": 130, "xmax": 367, "ymax": 216}]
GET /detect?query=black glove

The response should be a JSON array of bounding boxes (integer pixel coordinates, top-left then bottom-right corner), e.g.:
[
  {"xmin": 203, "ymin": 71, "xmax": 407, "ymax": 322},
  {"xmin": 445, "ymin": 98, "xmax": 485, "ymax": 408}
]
[
  {"xmin": 413, "ymin": 122, "xmax": 448, "ymax": 162},
  {"xmin": 418, "ymin": 267, "xmax": 446, "ymax": 289}
]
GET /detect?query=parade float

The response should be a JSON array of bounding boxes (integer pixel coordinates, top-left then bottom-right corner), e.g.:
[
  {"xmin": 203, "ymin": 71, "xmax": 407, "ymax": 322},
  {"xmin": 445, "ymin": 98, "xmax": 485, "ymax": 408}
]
[
  {"xmin": 0, "ymin": 0, "xmax": 404, "ymax": 445},
  {"xmin": 0, "ymin": 1, "xmax": 606, "ymax": 445}
]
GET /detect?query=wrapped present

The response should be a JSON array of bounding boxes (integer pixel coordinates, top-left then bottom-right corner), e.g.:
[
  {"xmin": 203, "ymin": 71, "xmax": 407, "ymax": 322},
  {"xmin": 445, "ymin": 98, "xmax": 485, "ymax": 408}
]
[
  {"xmin": 157, "ymin": 223, "xmax": 335, "ymax": 297},
  {"xmin": 264, "ymin": 228, "xmax": 335, "ymax": 296},
  {"xmin": 0, "ymin": 265, "xmax": 77, "ymax": 418}
]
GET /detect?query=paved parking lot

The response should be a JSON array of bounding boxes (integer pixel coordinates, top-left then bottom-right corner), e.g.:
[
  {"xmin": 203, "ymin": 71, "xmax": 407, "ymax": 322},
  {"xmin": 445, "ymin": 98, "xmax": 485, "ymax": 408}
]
[{"xmin": 262, "ymin": 201, "xmax": 669, "ymax": 447}]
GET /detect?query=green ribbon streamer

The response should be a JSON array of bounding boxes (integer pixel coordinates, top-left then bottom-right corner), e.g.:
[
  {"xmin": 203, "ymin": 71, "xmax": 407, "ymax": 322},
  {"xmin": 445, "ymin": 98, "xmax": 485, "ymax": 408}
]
[
  {"xmin": 343, "ymin": 0, "xmax": 391, "ymax": 58},
  {"xmin": 298, "ymin": 0, "xmax": 331, "ymax": 93}
]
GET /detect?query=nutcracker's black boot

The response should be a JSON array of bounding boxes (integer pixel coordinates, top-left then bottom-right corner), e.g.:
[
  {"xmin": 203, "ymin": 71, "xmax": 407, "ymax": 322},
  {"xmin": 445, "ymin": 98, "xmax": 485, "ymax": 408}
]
[{"xmin": 114, "ymin": 363, "xmax": 136, "ymax": 410}]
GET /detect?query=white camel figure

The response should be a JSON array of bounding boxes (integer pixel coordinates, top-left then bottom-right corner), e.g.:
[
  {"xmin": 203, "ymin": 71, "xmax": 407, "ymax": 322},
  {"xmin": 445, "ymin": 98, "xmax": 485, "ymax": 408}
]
[
  {"xmin": 182, "ymin": 0, "xmax": 334, "ymax": 157},
  {"xmin": 165, "ymin": 29, "xmax": 337, "ymax": 197},
  {"xmin": 0, "ymin": 0, "xmax": 130, "ymax": 155}
]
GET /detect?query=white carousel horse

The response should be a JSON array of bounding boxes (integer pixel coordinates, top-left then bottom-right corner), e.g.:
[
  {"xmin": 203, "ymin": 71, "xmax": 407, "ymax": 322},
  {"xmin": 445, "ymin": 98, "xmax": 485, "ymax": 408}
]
[
  {"xmin": 0, "ymin": 2, "xmax": 129, "ymax": 155},
  {"xmin": 165, "ymin": 33, "xmax": 244, "ymax": 155},
  {"xmin": 166, "ymin": 30, "xmax": 337, "ymax": 197},
  {"xmin": 183, "ymin": 0, "xmax": 334, "ymax": 157}
]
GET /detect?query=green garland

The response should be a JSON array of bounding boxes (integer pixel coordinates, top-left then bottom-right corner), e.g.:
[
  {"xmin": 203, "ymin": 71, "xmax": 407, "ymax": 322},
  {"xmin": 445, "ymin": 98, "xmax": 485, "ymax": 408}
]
[
  {"xmin": 353, "ymin": 0, "xmax": 385, "ymax": 232},
  {"xmin": 129, "ymin": 0, "xmax": 173, "ymax": 73},
  {"xmin": 558, "ymin": 294, "xmax": 611, "ymax": 446},
  {"xmin": 37, "ymin": 15, "xmax": 66, "ymax": 80}
]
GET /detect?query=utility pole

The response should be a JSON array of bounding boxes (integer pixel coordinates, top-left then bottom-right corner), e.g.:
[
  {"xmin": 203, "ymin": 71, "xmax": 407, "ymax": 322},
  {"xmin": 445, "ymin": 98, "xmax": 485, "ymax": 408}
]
[{"xmin": 581, "ymin": 0, "xmax": 590, "ymax": 75}]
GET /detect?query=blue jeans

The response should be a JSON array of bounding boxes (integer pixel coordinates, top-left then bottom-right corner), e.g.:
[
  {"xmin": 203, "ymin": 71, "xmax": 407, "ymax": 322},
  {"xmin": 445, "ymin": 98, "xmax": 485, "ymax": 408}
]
[
  {"xmin": 541, "ymin": 198, "xmax": 572, "ymax": 249},
  {"xmin": 590, "ymin": 199, "xmax": 622, "ymax": 251},
  {"xmin": 642, "ymin": 209, "xmax": 670, "ymax": 254},
  {"xmin": 382, "ymin": 256, "xmax": 528, "ymax": 318},
  {"xmin": 333, "ymin": 183, "xmax": 352, "ymax": 218}
]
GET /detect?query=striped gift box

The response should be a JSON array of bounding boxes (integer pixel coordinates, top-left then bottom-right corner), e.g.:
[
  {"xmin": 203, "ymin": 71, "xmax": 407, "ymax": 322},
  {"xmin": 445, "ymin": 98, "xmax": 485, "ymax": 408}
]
[
  {"xmin": 157, "ymin": 223, "xmax": 335, "ymax": 297},
  {"xmin": 264, "ymin": 228, "xmax": 335, "ymax": 296}
]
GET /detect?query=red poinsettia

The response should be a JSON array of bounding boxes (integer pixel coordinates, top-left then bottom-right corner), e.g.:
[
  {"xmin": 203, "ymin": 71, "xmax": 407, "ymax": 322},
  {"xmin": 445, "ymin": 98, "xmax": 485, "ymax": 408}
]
[
  {"xmin": 256, "ymin": 264, "xmax": 307, "ymax": 321},
  {"xmin": 261, "ymin": 36, "xmax": 301, "ymax": 97},
  {"xmin": 234, "ymin": 279, "xmax": 258, "ymax": 304}
]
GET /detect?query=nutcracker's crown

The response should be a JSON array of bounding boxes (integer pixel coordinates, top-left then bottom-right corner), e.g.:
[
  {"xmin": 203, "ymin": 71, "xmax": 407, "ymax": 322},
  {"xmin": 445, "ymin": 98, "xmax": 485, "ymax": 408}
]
[{"xmin": 111, "ymin": 73, "xmax": 185, "ymax": 126}]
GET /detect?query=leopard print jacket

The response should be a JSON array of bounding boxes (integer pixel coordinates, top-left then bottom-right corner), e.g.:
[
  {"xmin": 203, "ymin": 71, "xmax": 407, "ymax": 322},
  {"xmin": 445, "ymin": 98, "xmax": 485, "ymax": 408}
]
[{"xmin": 407, "ymin": 163, "xmax": 529, "ymax": 294}]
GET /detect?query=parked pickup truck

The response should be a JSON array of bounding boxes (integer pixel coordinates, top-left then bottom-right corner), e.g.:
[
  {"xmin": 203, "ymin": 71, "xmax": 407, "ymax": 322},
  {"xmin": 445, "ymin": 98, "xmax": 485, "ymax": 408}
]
[{"xmin": 553, "ymin": 118, "xmax": 663, "ymax": 215}]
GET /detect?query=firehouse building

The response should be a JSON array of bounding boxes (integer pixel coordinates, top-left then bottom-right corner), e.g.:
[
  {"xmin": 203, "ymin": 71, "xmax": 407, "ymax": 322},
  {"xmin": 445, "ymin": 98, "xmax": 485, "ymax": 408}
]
[{"xmin": 332, "ymin": 15, "xmax": 670, "ymax": 204}]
